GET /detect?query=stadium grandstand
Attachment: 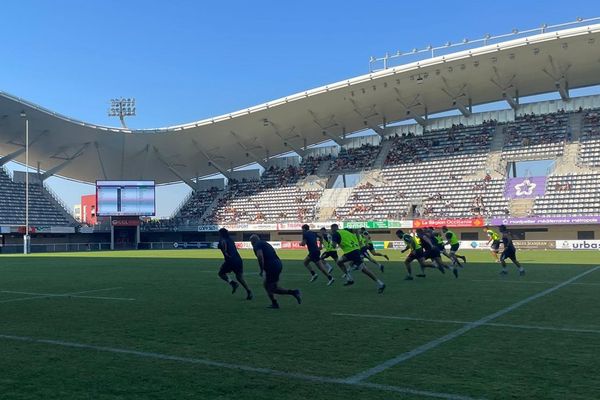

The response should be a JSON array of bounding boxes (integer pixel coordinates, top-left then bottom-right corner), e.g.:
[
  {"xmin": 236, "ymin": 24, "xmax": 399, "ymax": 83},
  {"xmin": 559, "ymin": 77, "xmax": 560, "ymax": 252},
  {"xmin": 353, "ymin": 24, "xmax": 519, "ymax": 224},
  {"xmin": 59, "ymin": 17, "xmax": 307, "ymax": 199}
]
[{"xmin": 0, "ymin": 19, "xmax": 600, "ymax": 250}]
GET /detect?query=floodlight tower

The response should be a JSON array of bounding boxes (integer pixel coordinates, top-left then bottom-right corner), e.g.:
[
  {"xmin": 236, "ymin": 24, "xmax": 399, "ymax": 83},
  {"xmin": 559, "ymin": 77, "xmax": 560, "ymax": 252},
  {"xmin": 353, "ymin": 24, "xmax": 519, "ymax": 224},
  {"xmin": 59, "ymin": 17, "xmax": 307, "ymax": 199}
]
[{"xmin": 108, "ymin": 98, "xmax": 136, "ymax": 128}]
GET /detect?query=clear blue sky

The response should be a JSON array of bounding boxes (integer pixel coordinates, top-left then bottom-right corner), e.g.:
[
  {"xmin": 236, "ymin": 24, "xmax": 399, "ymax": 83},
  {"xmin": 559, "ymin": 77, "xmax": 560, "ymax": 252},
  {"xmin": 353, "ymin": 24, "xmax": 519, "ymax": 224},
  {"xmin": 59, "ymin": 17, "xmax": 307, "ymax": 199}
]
[{"xmin": 1, "ymin": 1, "xmax": 598, "ymax": 217}]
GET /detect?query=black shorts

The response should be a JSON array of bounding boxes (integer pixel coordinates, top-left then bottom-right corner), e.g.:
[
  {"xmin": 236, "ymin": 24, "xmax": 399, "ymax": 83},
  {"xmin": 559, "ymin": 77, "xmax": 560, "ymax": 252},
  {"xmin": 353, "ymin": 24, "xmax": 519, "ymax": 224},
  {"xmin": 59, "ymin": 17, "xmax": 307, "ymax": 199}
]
[
  {"xmin": 425, "ymin": 248, "xmax": 441, "ymax": 259},
  {"xmin": 450, "ymin": 243, "xmax": 460, "ymax": 252},
  {"xmin": 321, "ymin": 251, "xmax": 338, "ymax": 261},
  {"xmin": 491, "ymin": 240, "xmax": 501, "ymax": 251},
  {"xmin": 342, "ymin": 249, "xmax": 363, "ymax": 266},
  {"xmin": 264, "ymin": 260, "xmax": 283, "ymax": 284},
  {"xmin": 219, "ymin": 257, "xmax": 243, "ymax": 274},
  {"xmin": 306, "ymin": 250, "xmax": 321, "ymax": 263},
  {"xmin": 406, "ymin": 248, "xmax": 425, "ymax": 263},
  {"xmin": 501, "ymin": 248, "xmax": 517, "ymax": 263},
  {"xmin": 360, "ymin": 246, "xmax": 369, "ymax": 257},
  {"xmin": 436, "ymin": 244, "xmax": 446, "ymax": 252}
]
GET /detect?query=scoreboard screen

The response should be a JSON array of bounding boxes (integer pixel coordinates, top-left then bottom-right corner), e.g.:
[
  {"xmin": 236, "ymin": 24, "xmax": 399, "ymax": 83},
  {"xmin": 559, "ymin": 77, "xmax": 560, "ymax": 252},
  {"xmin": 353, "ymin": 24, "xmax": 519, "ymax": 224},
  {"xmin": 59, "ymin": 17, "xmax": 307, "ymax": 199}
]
[{"xmin": 96, "ymin": 180, "xmax": 155, "ymax": 216}]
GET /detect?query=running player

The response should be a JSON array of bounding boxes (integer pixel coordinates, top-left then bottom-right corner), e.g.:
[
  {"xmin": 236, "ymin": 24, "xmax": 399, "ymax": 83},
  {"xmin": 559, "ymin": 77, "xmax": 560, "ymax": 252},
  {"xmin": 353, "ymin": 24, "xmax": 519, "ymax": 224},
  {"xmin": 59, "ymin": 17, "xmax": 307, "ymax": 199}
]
[
  {"xmin": 498, "ymin": 225, "xmax": 525, "ymax": 276},
  {"xmin": 250, "ymin": 234, "xmax": 302, "ymax": 309},
  {"xmin": 417, "ymin": 228, "xmax": 454, "ymax": 277},
  {"xmin": 484, "ymin": 226, "xmax": 502, "ymax": 262},
  {"xmin": 319, "ymin": 227, "xmax": 338, "ymax": 274},
  {"xmin": 217, "ymin": 228, "xmax": 253, "ymax": 300},
  {"xmin": 331, "ymin": 224, "xmax": 386, "ymax": 293},
  {"xmin": 301, "ymin": 224, "xmax": 334, "ymax": 285},
  {"xmin": 395, "ymin": 229, "xmax": 427, "ymax": 280},
  {"xmin": 359, "ymin": 227, "xmax": 389, "ymax": 272},
  {"xmin": 441, "ymin": 226, "xmax": 467, "ymax": 267},
  {"xmin": 355, "ymin": 228, "xmax": 384, "ymax": 273}
]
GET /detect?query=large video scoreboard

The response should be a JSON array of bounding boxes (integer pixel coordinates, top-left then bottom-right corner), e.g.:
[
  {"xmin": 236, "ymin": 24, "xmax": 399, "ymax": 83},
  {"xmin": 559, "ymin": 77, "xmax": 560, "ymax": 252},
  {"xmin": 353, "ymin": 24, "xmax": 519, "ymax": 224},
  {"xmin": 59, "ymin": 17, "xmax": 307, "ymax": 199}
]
[{"xmin": 96, "ymin": 180, "xmax": 155, "ymax": 216}]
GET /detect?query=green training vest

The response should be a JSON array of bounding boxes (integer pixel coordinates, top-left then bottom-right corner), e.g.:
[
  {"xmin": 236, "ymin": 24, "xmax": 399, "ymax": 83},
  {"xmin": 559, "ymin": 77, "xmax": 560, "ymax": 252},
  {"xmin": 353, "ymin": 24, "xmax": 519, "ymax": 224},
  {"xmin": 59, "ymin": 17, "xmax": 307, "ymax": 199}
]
[
  {"xmin": 446, "ymin": 230, "xmax": 459, "ymax": 245},
  {"xmin": 338, "ymin": 230, "xmax": 360, "ymax": 253}
]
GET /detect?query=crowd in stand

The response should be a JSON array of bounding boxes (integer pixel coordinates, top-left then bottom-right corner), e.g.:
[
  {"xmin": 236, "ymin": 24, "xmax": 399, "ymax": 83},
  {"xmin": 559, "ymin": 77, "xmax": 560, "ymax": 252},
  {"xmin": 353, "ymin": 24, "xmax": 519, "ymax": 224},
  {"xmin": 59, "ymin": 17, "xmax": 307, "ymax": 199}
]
[
  {"xmin": 505, "ymin": 111, "xmax": 567, "ymax": 147},
  {"xmin": 328, "ymin": 143, "xmax": 380, "ymax": 172},
  {"xmin": 384, "ymin": 121, "xmax": 496, "ymax": 166}
]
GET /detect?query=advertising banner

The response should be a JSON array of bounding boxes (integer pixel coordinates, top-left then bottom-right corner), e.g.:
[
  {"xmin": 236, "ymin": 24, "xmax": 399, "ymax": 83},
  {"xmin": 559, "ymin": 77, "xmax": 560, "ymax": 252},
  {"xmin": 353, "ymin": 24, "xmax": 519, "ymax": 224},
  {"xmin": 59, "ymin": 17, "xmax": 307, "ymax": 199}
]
[
  {"xmin": 342, "ymin": 220, "xmax": 413, "ymax": 230},
  {"xmin": 491, "ymin": 216, "xmax": 600, "ymax": 226},
  {"xmin": 413, "ymin": 218, "xmax": 485, "ymax": 228},
  {"xmin": 385, "ymin": 241, "xmax": 407, "ymax": 250},
  {"xmin": 172, "ymin": 242, "xmax": 217, "ymax": 249},
  {"xmin": 197, "ymin": 225, "xmax": 219, "ymax": 232},
  {"xmin": 50, "ymin": 226, "xmax": 76, "ymax": 234},
  {"xmin": 222, "ymin": 223, "xmax": 278, "ymax": 232},
  {"xmin": 111, "ymin": 217, "xmax": 140, "ymax": 227},
  {"xmin": 504, "ymin": 176, "xmax": 547, "ymax": 199},
  {"xmin": 513, "ymin": 240, "xmax": 556, "ymax": 250},
  {"xmin": 277, "ymin": 223, "xmax": 304, "ymax": 231},
  {"xmin": 555, "ymin": 240, "xmax": 600, "ymax": 250},
  {"xmin": 234, "ymin": 241, "xmax": 282, "ymax": 249},
  {"xmin": 280, "ymin": 241, "xmax": 305, "ymax": 250}
]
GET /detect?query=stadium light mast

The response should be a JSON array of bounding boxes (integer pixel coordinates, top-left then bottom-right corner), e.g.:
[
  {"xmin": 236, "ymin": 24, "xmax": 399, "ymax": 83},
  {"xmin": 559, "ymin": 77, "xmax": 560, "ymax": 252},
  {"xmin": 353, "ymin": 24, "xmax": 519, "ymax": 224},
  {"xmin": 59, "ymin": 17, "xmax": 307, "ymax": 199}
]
[
  {"xmin": 108, "ymin": 98, "xmax": 136, "ymax": 128},
  {"xmin": 20, "ymin": 111, "xmax": 30, "ymax": 254}
]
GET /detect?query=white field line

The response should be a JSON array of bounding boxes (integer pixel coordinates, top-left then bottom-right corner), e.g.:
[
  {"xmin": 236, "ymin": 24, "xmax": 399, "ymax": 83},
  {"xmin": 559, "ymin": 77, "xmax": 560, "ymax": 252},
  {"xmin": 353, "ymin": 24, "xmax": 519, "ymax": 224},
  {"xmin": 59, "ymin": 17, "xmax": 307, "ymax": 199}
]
[
  {"xmin": 470, "ymin": 279, "xmax": 600, "ymax": 286},
  {"xmin": 333, "ymin": 313, "xmax": 600, "ymax": 335},
  {"xmin": 0, "ymin": 287, "xmax": 132, "ymax": 303},
  {"xmin": 344, "ymin": 265, "xmax": 600, "ymax": 384},
  {"xmin": 0, "ymin": 333, "xmax": 483, "ymax": 400}
]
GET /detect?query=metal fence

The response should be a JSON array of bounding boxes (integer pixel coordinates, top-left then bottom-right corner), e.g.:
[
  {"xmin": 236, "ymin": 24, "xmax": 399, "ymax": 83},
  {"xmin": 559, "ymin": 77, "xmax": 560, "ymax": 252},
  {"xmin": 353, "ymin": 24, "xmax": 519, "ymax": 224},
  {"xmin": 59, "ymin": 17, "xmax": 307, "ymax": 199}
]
[{"xmin": 0, "ymin": 242, "xmax": 111, "ymax": 254}]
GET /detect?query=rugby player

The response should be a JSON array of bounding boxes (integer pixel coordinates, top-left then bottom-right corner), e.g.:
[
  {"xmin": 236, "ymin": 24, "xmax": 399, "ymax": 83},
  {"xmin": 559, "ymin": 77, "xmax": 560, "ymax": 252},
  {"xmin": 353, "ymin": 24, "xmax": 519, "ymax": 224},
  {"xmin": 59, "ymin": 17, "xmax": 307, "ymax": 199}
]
[
  {"xmin": 498, "ymin": 225, "xmax": 525, "ymax": 276},
  {"xmin": 484, "ymin": 226, "xmax": 502, "ymax": 262},
  {"xmin": 250, "ymin": 234, "xmax": 302, "ymax": 309},
  {"xmin": 217, "ymin": 228, "xmax": 253, "ymax": 300},
  {"xmin": 301, "ymin": 224, "xmax": 334, "ymax": 285},
  {"xmin": 331, "ymin": 224, "xmax": 385, "ymax": 293}
]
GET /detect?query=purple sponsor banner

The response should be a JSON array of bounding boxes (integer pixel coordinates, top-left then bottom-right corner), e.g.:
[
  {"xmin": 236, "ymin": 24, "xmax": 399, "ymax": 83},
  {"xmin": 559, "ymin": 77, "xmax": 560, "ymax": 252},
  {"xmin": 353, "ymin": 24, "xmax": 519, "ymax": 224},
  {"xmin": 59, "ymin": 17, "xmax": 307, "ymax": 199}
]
[
  {"xmin": 490, "ymin": 216, "xmax": 600, "ymax": 226},
  {"xmin": 504, "ymin": 176, "xmax": 547, "ymax": 199}
]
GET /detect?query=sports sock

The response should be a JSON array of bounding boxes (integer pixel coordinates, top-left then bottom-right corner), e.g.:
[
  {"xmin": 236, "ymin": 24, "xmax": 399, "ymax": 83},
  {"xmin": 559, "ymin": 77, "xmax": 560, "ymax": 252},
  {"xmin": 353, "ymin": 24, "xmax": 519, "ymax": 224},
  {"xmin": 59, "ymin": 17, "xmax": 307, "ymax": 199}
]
[{"xmin": 376, "ymin": 279, "xmax": 384, "ymax": 286}]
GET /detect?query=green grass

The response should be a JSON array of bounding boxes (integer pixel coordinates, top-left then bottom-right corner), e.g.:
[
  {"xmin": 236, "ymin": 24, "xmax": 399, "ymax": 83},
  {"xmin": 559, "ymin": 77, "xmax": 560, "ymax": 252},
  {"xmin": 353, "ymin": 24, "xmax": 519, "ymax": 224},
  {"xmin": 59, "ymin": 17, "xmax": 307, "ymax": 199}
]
[{"xmin": 0, "ymin": 249, "xmax": 599, "ymax": 399}]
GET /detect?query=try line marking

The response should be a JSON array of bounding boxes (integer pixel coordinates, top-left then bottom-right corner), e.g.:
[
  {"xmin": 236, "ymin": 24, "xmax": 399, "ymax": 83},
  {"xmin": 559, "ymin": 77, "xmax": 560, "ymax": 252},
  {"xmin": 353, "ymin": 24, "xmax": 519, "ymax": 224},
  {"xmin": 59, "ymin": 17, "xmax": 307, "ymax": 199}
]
[
  {"xmin": 333, "ymin": 313, "xmax": 600, "ymax": 335},
  {"xmin": 0, "ymin": 287, "xmax": 134, "ymax": 303},
  {"xmin": 344, "ymin": 265, "xmax": 600, "ymax": 384},
  {"xmin": 0, "ymin": 333, "xmax": 484, "ymax": 400}
]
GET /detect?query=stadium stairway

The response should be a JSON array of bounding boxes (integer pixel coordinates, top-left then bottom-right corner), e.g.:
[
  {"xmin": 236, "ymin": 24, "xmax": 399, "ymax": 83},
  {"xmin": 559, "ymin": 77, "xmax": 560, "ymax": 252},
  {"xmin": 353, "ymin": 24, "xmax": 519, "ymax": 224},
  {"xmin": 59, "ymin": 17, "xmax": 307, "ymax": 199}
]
[
  {"xmin": 315, "ymin": 187, "xmax": 353, "ymax": 220},
  {"xmin": 41, "ymin": 183, "xmax": 78, "ymax": 225},
  {"xmin": 568, "ymin": 112, "xmax": 584, "ymax": 141},
  {"xmin": 316, "ymin": 159, "xmax": 332, "ymax": 177},
  {"xmin": 371, "ymin": 138, "xmax": 394, "ymax": 169},
  {"xmin": 508, "ymin": 198, "xmax": 535, "ymax": 217},
  {"xmin": 199, "ymin": 191, "xmax": 227, "ymax": 222}
]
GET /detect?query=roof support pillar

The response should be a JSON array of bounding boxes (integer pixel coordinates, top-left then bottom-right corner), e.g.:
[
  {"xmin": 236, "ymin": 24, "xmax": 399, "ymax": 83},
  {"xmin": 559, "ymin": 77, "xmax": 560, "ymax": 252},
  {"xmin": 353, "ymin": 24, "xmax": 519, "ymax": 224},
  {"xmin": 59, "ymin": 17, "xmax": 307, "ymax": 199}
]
[
  {"xmin": 153, "ymin": 147, "xmax": 199, "ymax": 191},
  {"xmin": 40, "ymin": 143, "xmax": 90, "ymax": 181},
  {"xmin": 0, "ymin": 147, "xmax": 26, "ymax": 167}
]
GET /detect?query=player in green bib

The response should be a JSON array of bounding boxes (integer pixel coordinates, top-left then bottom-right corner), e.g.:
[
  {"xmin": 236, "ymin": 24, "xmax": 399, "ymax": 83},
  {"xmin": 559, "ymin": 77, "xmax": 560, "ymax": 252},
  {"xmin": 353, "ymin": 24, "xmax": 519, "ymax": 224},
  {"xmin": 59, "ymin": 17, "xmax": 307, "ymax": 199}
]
[
  {"xmin": 319, "ymin": 227, "xmax": 340, "ymax": 274},
  {"xmin": 331, "ymin": 224, "xmax": 385, "ymax": 293},
  {"xmin": 441, "ymin": 226, "xmax": 467, "ymax": 267},
  {"xmin": 483, "ymin": 226, "xmax": 502, "ymax": 262},
  {"xmin": 358, "ymin": 227, "xmax": 389, "ymax": 273}
]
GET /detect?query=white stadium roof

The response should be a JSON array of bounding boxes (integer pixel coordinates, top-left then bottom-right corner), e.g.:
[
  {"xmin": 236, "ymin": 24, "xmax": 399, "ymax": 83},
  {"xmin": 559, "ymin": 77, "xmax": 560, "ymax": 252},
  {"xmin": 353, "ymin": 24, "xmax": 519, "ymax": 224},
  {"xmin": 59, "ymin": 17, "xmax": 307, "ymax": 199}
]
[{"xmin": 1, "ymin": 21, "xmax": 600, "ymax": 184}]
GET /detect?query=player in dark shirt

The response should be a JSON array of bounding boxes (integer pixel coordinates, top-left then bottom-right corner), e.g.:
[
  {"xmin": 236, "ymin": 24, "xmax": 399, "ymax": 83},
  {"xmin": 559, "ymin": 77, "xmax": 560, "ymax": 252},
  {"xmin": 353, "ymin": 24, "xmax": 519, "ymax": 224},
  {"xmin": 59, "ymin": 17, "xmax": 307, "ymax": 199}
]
[
  {"xmin": 498, "ymin": 225, "xmax": 525, "ymax": 276},
  {"xmin": 250, "ymin": 234, "xmax": 302, "ymax": 309},
  {"xmin": 301, "ymin": 224, "xmax": 334, "ymax": 285},
  {"xmin": 217, "ymin": 228, "xmax": 252, "ymax": 300},
  {"xmin": 416, "ymin": 228, "xmax": 451, "ymax": 277}
]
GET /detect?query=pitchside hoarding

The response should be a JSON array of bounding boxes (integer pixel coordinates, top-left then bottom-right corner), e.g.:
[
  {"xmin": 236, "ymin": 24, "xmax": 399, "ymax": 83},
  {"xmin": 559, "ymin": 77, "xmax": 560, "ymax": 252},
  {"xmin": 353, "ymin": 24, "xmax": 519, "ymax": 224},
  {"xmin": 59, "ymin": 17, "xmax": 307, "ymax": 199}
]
[{"xmin": 491, "ymin": 216, "xmax": 600, "ymax": 226}]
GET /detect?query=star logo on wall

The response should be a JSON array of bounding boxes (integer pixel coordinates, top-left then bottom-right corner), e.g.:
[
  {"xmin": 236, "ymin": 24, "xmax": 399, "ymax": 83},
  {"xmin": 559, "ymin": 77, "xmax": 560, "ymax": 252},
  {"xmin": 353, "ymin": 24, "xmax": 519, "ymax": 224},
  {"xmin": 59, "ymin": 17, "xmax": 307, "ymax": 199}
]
[{"xmin": 514, "ymin": 179, "xmax": 536, "ymax": 196}]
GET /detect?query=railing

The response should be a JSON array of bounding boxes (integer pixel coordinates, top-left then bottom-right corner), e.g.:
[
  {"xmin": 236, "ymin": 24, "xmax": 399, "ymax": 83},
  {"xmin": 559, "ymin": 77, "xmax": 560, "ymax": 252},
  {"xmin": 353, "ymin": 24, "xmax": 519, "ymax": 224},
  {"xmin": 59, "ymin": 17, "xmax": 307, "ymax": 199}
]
[
  {"xmin": 42, "ymin": 181, "xmax": 75, "ymax": 221},
  {"xmin": 369, "ymin": 17, "xmax": 600, "ymax": 72},
  {"xmin": 0, "ymin": 242, "xmax": 111, "ymax": 254},
  {"xmin": 169, "ymin": 190, "xmax": 194, "ymax": 219},
  {"xmin": 0, "ymin": 165, "xmax": 13, "ymax": 180}
]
